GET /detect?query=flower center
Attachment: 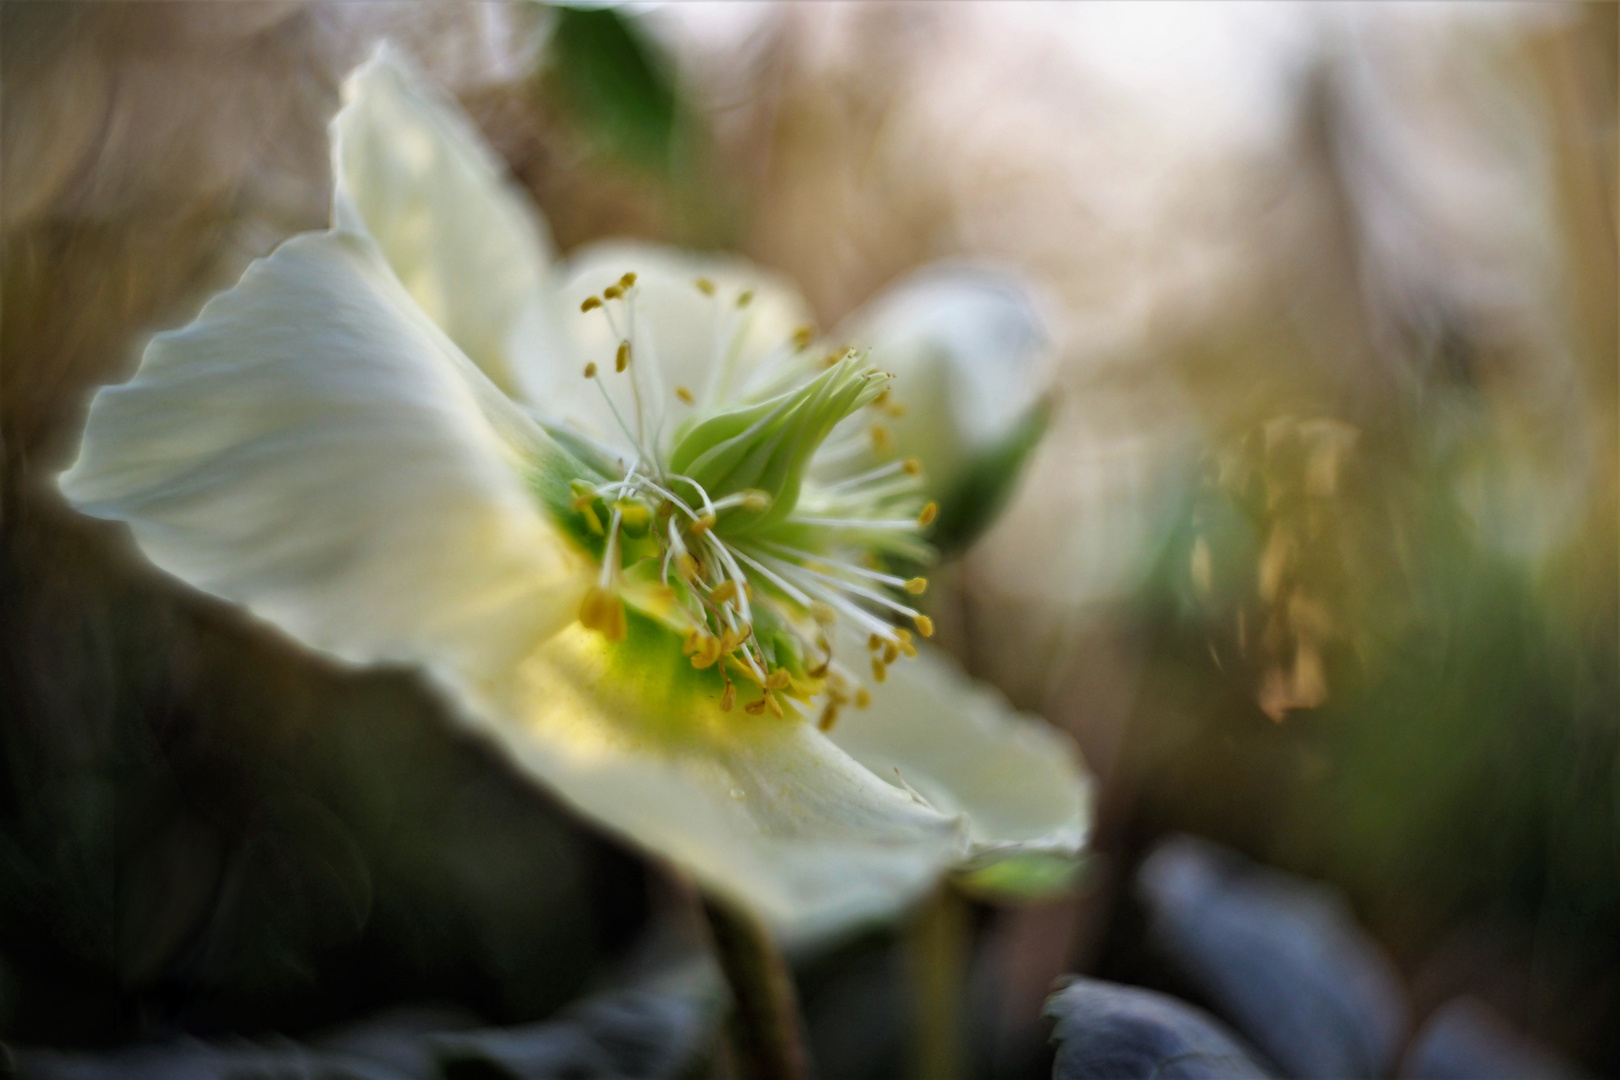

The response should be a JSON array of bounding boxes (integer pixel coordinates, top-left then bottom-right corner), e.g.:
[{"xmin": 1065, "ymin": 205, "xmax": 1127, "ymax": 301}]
[{"xmin": 564, "ymin": 272, "xmax": 937, "ymax": 727}]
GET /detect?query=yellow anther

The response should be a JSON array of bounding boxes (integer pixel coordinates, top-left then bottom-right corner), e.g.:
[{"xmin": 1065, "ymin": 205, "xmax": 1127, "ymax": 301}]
[
  {"xmin": 765, "ymin": 669, "xmax": 791, "ymax": 691},
  {"xmin": 905, "ymin": 577, "xmax": 928, "ymax": 595},
  {"xmin": 822, "ymin": 351, "xmax": 842, "ymax": 369},
  {"xmin": 855, "ymin": 688, "xmax": 872, "ymax": 709},
  {"xmin": 675, "ymin": 386, "xmax": 695, "ymax": 405},
  {"xmin": 692, "ymin": 513, "xmax": 717, "ymax": 535},
  {"xmin": 808, "ymin": 658, "xmax": 831, "ymax": 679},
  {"xmin": 902, "ymin": 458, "xmax": 922, "ymax": 476},
  {"xmin": 736, "ymin": 289, "xmax": 755, "ymax": 309},
  {"xmin": 710, "ymin": 580, "xmax": 739, "ymax": 605},
  {"xmin": 766, "ymin": 693, "xmax": 784, "ymax": 718},
  {"xmin": 583, "ymin": 362, "xmax": 597, "ymax": 379},
  {"xmin": 871, "ymin": 657, "xmax": 888, "ymax": 683},
  {"xmin": 676, "ymin": 553, "xmax": 700, "ymax": 579},
  {"xmin": 818, "ymin": 704, "xmax": 839, "ymax": 732},
  {"xmin": 691, "ymin": 636, "xmax": 723, "ymax": 669},
  {"xmin": 616, "ymin": 340, "xmax": 631, "ymax": 372},
  {"xmin": 870, "ymin": 426, "xmax": 893, "ymax": 453},
  {"xmin": 581, "ymin": 504, "xmax": 604, "ymax": 536},
  {"xmin": 913, "ymin": 614, "xmax": 935, "ymax": 638},
  {"xmin": 868, "ymin": 633, "xmax": 883, "ymax": 652},
  {"xmin": 614, "ymin": 500, "xmax": 650, "ymax": 528},
  {"xmin": 579, "ymin": 586, "xmax": 626, "ymax": 642},
  {"xmin": 792, "ymin": 326, "xmax": 815, "ymax": 351},
  {"xmin": 603, "ymin": 284, "xmax": 624, "ymax": 301},
  {"xmin": 683, "ymin": 628, "xmax": 702, "ymax": 656},
  {"xmin": 721, "ymin": 680, "xmax": 736, "ymax": 712},
  {"xmin": 887, "ymin": 403, "xmax": 907, "ymax": 418},
  {"xmin": 695, "ymin": 277, "xmax": 716, "ymax": 296},
  {"xmin": 581, "ymin": 296, "xmax": 603, "ymax": 313},
  {"xmin": 895, "ymin": 628, "xmax": 917, "ymax": 657},
  {"xmin": 744, "ymin": 697, "xmax": 768, "ymax": 716},
  {"xmin": 620, "ymin": 271, "xmax": 637, "ymax": 288},
  {"xmin": 882, "ymin": 641, "xmax": 900, "ymax": 665},
  {"xmin": 917, "ymin": 501, "xmax": 938, "ymax": 527},
  {"xmin": 871, "ymin": 389, "xmax": 890, "ymax": 409},
  {"xmin": 740, "ymin": 491, "xmax": 771, "ymax": 512},
  {"xmin": 810, "ymin": 603, "xmax": 837, "ymax": 625}
]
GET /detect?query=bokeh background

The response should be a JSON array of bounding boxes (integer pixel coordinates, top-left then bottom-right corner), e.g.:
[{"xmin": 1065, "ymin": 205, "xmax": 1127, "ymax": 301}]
[{"xmin": 2, "ymin": 3, "xmax": 1615, "ymax": 1078}]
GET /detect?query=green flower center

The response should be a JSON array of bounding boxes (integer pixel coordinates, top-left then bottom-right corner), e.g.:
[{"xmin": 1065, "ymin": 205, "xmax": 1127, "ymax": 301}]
[{"xmin": 560, "ymin": 272, "xmax": 938, "ymax": 727}]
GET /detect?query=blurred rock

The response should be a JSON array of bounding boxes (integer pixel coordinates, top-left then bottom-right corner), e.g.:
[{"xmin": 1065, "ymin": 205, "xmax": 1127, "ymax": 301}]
[
  {"xmin": 1399, "ymin": 997, "xmax": 1585, "ymax": 1080},
  {"xmin": 1137, "ymin": 834, "xmax": 1408, "ymax": 1079},
  {"xmin": 1045, "ymin": 976, "xmax": 1276, "ymax": 1080}
]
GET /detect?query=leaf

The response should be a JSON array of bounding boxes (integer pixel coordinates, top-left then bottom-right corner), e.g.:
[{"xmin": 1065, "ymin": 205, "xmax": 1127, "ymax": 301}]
[
  {"xmin": 548, "ymin": 5, "xmax": 679, "ymax": 178},
  {"xmin": 1045, "ymin": 977, "xmax": 1277, "ymax": 1080}
]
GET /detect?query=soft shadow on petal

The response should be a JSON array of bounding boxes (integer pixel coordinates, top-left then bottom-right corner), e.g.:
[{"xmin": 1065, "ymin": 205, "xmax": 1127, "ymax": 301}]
[
  {"xmin": 822, "ymin": 627, "xmax": 1091, "ymax": 861},
  {"xmin": 458, "ymin": 613, "xmax": 969, "ymax": 945},
  {"xmin": 59, "ymin": 228, "xmax": 590, "ymax": 680},
  {"xmin": 554, "ymin": 240, "xmax": 816, "ymax": 444},
  {"xmin": 331, "ymin": 44, "xmax": 569, "ymax": 405}
]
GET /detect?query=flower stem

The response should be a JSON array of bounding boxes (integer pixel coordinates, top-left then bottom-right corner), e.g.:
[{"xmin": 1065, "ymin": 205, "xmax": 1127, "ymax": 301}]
[
  {"xmin": 905, "ymin": 885, "xmax": 969, "ymax": 1080},
  {"xmin": 703, "ymin": 896, "xmax": 812, "ymax": 1080}
]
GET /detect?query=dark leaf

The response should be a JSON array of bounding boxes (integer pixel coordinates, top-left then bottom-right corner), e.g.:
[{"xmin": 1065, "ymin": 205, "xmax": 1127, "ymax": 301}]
[
  {"xmin": 548, "ymin": 6, "xmax": 678, "ymax": 178},
  {"xmin": 1136, "ymin": 835, "xmax": 1408, "ymax": 1080},
  {"xmin": 1045, "ymin": 977, "xmax": 1277, "ymax": 1080}
]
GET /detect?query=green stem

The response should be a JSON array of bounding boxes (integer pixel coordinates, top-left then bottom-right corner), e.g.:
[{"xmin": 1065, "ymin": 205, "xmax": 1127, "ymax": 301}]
[
  {"xmin": 906, "ymin": 885, "xmax": 968, "ymax": 1080},
  {"xmin": 703, "ymin": 896, "xmax": 812, "ymax": 1080}
]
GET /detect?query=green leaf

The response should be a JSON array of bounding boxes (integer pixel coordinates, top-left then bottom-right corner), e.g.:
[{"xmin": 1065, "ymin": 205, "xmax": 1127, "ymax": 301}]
[
  {"xmin": 930, "ymin": 396, "xmax": 1051, "ymax": 554},
  {"xmin": 549, "ymin": 5, "xmax": 678, "ymax": 177}
]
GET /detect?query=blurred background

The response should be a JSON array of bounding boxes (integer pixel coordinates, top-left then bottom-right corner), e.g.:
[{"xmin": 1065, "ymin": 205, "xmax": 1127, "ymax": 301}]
[{"xmin": 2, "ymin": 3, "xmax": 1614, "ymax": 1078}]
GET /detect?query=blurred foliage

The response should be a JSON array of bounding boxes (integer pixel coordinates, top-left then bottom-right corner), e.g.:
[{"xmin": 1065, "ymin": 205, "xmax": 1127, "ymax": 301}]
[{"xmin": 546, "ymin": 5, "xmax": 678, "ymax": 182}]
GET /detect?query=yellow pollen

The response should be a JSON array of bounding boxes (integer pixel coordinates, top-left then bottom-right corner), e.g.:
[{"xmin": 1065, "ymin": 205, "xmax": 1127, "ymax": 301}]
[
  {"xmin": 914, "ymin": 614, "xmax": 935, "ymax": 638},
  {"xmin": 871, "ymin": 389, "xmax": 890, "ymax": 408},
  {"xmin": 616, "ymin": 340, "xmax": 631, "ymax": 372},
  {"xmin": 675, "ymin": 386, "xmax": 695, "ymax": 405},
  {"xmin": 676, "ymin": 553, "xmax": 700, "ymax": 579},
  {"xmin": 792, "ymin": 326, "xmax": 815, "ymax": 351},
  {"xmin": 905, "ymin": 577, "xmax": 928, "ymax": 595},
  {"xmin": 765, "ymin": 669, "xmax": 791, "ymax": 691},
  {"xmin": 692, "ymin": 513, "xmax": 717, "ymax": 535},
  {"xmin": 744, "ymin": 697, "xmax": 768, "ymax": 716},
  {"xmin": 603, "ymin": 284, "xmax": 623, "ymax": 301},
  {"xmin": 903, "ymin": 458, "xmax": 922, "ymax": 476},
  {"xmin": 580, "ymin": 296, "xmax": 603, "ymax": 312},
  {"xmin": 818, "ymin": 704, "xmax": 839, "ymax": 732},
  {"xmin": 710, "ymin": 580, "xmax": 739, "ymax": 604},
  {"xmin": 614, "ymin": 500, "xmax": 650, "ymax": 528},
  {"xmin": 691, "ymin": 636, "xmax": 723, "ymax": 669},
  {"xmin": 882, "ymin": 641, "xmax": 900, "ymax": 665},
  {"xmin": 695, "ymin": 277, "xmax": 716, "ymax": 297},
  {"xmin": 855, "ymin": 688, "xmax": 872, "ymax": 709},
  {"xmin": 917, "ymin": 502, "xmax": 938, "ymax": 527},
  {"xmin": 810, "ymin": 603, "xmax": 836, "ymax": 625},
  {"xmin": 871, "ymin": 426, "xmax": 893, "ymax": 453},
  {"xmin": 871, "ymin": 657, "xmax": 888, "ymax": 683},
  {"xmin": 583, "ymin": 362, "xmax": 597, "ymax": 379},
  {"xmin": 719, "ymin": 628, "xmax": 746, "ymax": 653},
  {"xmin": 895, "ymin": 628, "xmax": 917, "ymax": 657},
  {"xmin": 721, "ymin": 680, "xmax": 736, "ymax": 712},
  {"xmin": 620, "ymin": 271, "xmax": 637, "ymax": 288},
  {"xmin": 868, "ymin": 633, "xmax": 882, "ymax": 652},
  {"xmin": 766, "ymin": 693, "xmax": 784, "ymax": 718},
  {"xmin": 580, "ymin": 586, "xmax": 626, "ymax": 642},
  {"xmin": 736, "ymin": 289, "xmax": 755, "ymax": 308},
  {"xmin": 683, "ymin": 628, "xmax": 702, "ymax": 656}
]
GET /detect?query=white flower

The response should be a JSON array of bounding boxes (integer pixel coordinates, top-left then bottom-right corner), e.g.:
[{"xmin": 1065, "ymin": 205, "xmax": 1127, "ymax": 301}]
[{"xmin": 59, "ymin": 45, "xmax": 1089, "ymax": 943}]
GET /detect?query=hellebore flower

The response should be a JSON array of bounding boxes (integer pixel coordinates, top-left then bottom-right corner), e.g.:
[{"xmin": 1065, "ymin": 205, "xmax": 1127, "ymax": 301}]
[{"xmin": 59, "ymin": 46, "xmax": 1088, "ymax": 941}]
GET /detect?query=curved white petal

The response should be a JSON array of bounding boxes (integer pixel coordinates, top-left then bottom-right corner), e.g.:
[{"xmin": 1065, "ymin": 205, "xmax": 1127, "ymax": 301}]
[
  {"xmin": 839, "ymin": 266, "xmax": 1048, "ymax": 496},
  {"xmin": 824, "ymin": 628, "xmax": 1091, "ymax": 861},
  {"xmin": 458, "ymin": 620, "xmax": 969, "ymax": 944},
  {"xmin": 59, "ymin": 228, "xmax": 591, "ymax": 679},
  {"xmin": 331, "ymin": 44, "xmax": 569, "ymax": 405},
  {"xmin": 550, "ymin": 240, "xmax": 816, "ymax": 450}
]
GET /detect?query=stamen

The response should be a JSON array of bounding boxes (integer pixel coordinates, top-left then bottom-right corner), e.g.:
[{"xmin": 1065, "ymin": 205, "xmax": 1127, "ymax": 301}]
[
  {"xmin": 914, "ymin": 614, "xmax": 934, "ymax": 637},
  {"xmin": 871, "ymin": 657, "xmax": 887, "ymax": 683},
  {"xmin": 580, "ymin": 585, "xmax": 626, "ymax": 642},
  {"xmin": 855, "ymin": 688, "xmax": 872, "ymax": 708},
  {"xmin": 616, "ymin": 340, "xmax": 631, "ymax": 373},
  {"xmin": 870, "ymin": 425, "xmax": 893, "ymax": 454},
  {"xmin": 604, "ymin": 284, "xmax": 624, "ymax": 301},
  {"xmin": 736, "ymin": 289, "xmax": 755, "ymax": 308},
  {"xmin": 903, "ymin": 458, "xmax": 922, "ymax": 475},
  {"xmin": 620, "ymin": 272, "xmax": 637, "ymax": 288},
  {"xmin": 818, "ymin": 703, "xmax": 839, "ymax": 731},
  {"xmin": 583, "ymin": 362, "xmax": 597, "ymax": 378},
  {"xmin": 917, "ymin": 502, "xmax": 938, "ymax": 527},
  {"xmin": 792, "ymin": 326, "xmax": 815, "ymax": 351},
  {"xmin": 581, "ymin": 296, "xmax": 603, "ymax": 312},
  {"xmin": 721, "ymin": 680, "xmax": 736, "ymax": 712},
  {"xmin": 905, "ymin": 577, "xmax": 928, "ymax": 595},
  {"xmin": 695, "ymin": 277, "xmax": 716, "ymax": 296},
  {"xmin": 676, "ymin": 386, "xmax": 694, "ymax": 405}
]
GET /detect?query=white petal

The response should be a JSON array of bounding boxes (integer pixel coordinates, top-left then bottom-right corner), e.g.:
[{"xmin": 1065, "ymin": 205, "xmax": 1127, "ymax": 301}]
[
  {"xmin": 839, "ymin": 266, "xmax": 1048, "ymax": 496},
  {"xmin": 331, "ymin": 44, "xmax": 569, "ymax": 405},
  {"xmin": 550, "ymin": 241, "xmax": 816, "ymax": 449},
  {"xmin": 458, "ymin": 621, "xmax": 970, "ymax": 945},
  {"xmin": 60, "ymin": 228, "xmax": 591, "ymax": 679},
  {"xmin": 824, "ymin": 628, "xmax": 1092, "ymax": 860}
]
